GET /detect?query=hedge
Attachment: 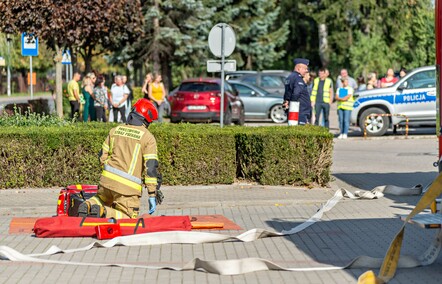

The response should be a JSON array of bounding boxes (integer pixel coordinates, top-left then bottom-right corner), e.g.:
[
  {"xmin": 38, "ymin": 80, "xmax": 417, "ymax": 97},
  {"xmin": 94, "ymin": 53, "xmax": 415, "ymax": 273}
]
[{"xmin": 0, "ymin": 123, "xmax": 333, "ymax": 188}]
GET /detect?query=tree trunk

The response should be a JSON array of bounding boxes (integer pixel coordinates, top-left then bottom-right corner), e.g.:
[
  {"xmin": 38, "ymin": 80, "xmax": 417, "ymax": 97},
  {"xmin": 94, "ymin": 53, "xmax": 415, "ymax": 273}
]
[
  {"xmin": 0, "ymin": 72, "xmax": 3, "ymax": 94},
  {"xmin": 152, "ymin": 0, "xmax": 161, "ymax": 74},
  {"xmin": 246, "ymin": 55, "xmax": 252, "ymax": 70},
  {"xmin": 161, "ymin": 56, "xmax": 171, "ymax": 91},
  {"xmin": 54, "ymin": 45, "xmax": 63, "ymax": 118},
  {"xmin": 84, "ymin": 48, "xmax": 93, "ymax": 74},
  {"xmin": 318, "ymin": 23, "xmax": 329, "ymax": 67}
]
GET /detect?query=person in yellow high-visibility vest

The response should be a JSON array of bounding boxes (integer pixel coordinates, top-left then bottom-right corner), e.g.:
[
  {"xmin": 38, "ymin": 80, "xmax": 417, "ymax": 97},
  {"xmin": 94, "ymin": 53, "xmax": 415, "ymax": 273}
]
[
  {"xmin": 310, "ymin": 68, "xmax": 333, "ymax": 129},
  {"xmin": 78, "ymin": 98, "xmax": 160, "ymax": 219},
  {"xmin": 335, "ymin": 77, "xmax": 355, "ymax": 139}
]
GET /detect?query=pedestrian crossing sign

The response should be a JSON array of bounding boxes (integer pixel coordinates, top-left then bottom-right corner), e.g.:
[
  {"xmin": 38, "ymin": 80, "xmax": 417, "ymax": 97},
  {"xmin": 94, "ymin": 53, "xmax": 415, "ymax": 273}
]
[{"xmin": 62, "ymin": 50, "xmax": 72, "ymax": 65}]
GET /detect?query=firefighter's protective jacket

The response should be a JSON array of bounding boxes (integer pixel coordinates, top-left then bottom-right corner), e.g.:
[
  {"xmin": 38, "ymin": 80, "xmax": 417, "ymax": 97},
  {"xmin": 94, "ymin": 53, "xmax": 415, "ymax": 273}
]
[{"xmin": 99, "ymin": 124, "xmax": 158, "ymax": 197}]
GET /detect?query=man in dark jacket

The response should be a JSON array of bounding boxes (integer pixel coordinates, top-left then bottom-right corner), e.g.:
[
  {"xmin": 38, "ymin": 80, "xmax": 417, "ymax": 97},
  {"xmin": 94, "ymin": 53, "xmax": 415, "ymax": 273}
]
[{"xmin": 283, "ymin": 58, "xmax": 311, "ymax": 125}]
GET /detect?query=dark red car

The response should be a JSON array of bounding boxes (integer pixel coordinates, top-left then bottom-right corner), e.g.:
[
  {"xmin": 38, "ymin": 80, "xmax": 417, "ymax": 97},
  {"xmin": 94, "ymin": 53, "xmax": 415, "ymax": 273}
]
[{"xmin": 169, "ymin": 78, "xmax": 245, "ymax": 125}]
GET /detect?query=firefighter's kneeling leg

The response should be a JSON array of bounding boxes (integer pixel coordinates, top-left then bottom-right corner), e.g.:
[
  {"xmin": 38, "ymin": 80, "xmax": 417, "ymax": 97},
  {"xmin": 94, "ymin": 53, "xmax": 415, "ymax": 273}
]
[
  {"xmin": 112, "ymin": 193, "xmax": 140, "ymax": 219},
  {"xmin": 78, "ymin": 189, "xmax": 111, "ymax": 218},
  {"xmin": 78, "ymin": 201, "xmax": 107, "ymax": 218}
]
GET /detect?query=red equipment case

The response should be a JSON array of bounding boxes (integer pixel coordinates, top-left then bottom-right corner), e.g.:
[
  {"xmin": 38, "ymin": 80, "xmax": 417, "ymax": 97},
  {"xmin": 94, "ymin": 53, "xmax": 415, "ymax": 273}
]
[{"xmin": 57, "ymin": 184, "xmax": 98, "ymax": 216}]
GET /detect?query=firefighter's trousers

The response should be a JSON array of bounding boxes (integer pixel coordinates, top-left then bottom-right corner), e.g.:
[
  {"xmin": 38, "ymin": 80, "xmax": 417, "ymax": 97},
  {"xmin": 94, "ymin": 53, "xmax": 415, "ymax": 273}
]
[{"xmin": 87, "ymin": 185, "xmax": 140, "ymax": 219}]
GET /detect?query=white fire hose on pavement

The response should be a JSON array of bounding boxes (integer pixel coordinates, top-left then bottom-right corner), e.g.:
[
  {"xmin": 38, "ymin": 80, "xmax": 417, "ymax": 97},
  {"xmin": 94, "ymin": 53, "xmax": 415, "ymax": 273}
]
[{"xmin": 0, "ymin": 180, "xmax": 440, "ymax": 283}]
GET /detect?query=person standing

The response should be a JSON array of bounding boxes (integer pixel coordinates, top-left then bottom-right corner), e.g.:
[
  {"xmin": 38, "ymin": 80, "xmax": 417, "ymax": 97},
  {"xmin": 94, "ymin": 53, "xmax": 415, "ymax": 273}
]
[
  {"xmin": 93, "ymin": 75, "xmax": 108, "ymax": 122},
  {"xmin": 81, "ymin": 75, "xmax": 93, "ymax": 122},
  {"xmin": 336, "ymin": 69, "xmax": 358, "ymax": 90},
  {"xmin": 87, "ymin": 72, "xmax": 97, "ymax": 121},
  {"xmin": 310, "ymin": 67, "xmax": 333, "ymax": 129},
  {"xmin": 122, "ymin": 75, "xmax": 133, "ymax": 120},
  {"xmin": 399, "ymin": 67, "xmax": 407, "ymax": 78},
  {"xmin": 67, "ymin": 71, "xmax": 82, "ymax": 120},
  {"xmin": 110, "ymin": 75, "xmax": 130, "ymax": 123},
  {"xmin": 335, "ymin": 77, "xmax": 355, "ymax": 139},
  {"xmin": 283, "ymin": 58, "xmax": 311, "ymax": 125},
  {"xmin": 357, "ymin": 76, "xmax": 367, "ymax": 91},
  {"xmin": 148, "ymin": 73, "xmax": 167, "ymax": 123},
  {"xmin": 78, "ymin": 99, "xmax": 160, "ymax": 219},
  {"xmin": 380, "ymin": 68, "xmax": 399, "ymax": 88},
  {"xmin": 366, "ymin": 72, "xmax": 378, "ymax": 90},
  {"xmin": 142, "ymin": 73, "xmax": 153, "ymax": 99}
]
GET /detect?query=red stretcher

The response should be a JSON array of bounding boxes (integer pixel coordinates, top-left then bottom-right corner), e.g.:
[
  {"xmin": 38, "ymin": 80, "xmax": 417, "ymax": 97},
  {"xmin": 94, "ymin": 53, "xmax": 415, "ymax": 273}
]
[
  {"xmin": 33, "ymin": 184, "xmax": 227, "ymax": 239},
  {"xmin": 34, "ymin": 215, "xmax": 192, "ymax": 238}
]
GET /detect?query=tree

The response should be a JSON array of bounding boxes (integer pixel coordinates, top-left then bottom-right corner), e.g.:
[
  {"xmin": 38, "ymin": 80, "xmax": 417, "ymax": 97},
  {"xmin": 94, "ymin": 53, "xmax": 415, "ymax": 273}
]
[
  {"xmin": 0, "ymin": 0, "xmax": 143, "ymax": 117},
  {"xmin": 283, "ymin": 0, "xmax": 435, "ymax": 78},
  {"xmin": 276, "ymin": 0, "xmax": 320, "ymax": 69},
  {"xmin": 130, "ymin": 0, "xmax": 215, "ymax": 89},
  {"xmin": 74, "ymin": 1, "xmax": 144, "ymax": 73},
  {"xmin": 207, "ymin": 0, "xmax": 289, "ymax": 70}
]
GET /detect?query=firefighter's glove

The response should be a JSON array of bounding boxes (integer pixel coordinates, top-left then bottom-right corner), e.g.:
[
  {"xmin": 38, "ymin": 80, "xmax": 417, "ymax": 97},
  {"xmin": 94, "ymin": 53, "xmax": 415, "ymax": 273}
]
[
  {"xmin": 148, "ymin": 197, "xmax": 156, "ymax": 215},
  {"xmin": 156, "ymin": 189, "xmax": 164, "ymax": 205}
]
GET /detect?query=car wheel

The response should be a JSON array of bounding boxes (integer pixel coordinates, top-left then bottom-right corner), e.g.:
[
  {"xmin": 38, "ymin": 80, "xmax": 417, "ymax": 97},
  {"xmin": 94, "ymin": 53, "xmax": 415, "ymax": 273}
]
[
  {"xmin": 224, "ymin": 108, "xmax": 232, "ymax": 125},
  {"xmin": 359, "ymin": 107, "xmax": 389, "ymax": 136},
  {"xmin": 235, "ymin": 107, "xmax": 245, "ymax": 126},
  {"xmin": 270, "ymin": 104, "xmax": 287, "ymax": 123}
]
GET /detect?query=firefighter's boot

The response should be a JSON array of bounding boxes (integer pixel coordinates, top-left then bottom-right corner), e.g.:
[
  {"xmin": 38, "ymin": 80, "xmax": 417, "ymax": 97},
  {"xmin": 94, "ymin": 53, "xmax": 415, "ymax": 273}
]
[
  {"xmin": 89, "ymin": 204, "xmax": 106, "ymax": 218},
  {"xmin": 78, "ymin": 202, "xmax": 91, "ymax": 217}
]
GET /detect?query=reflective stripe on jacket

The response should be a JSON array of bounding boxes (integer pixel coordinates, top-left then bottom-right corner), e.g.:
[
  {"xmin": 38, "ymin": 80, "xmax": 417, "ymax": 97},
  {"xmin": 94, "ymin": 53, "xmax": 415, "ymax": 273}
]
[
  {"xmin": 100, "ymin": 124, "xmax": 158, "ymax": 196},
  {"xmin": 311, "ymin": 77, "xmax": 332, "ymax": 104},
  {"xmin": 337, "ymin": 87, "xmax": 355, "ymax": 110}
]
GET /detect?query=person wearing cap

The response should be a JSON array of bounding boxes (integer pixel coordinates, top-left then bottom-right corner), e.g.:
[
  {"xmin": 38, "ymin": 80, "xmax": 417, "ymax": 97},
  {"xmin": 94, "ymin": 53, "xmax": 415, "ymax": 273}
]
[
  {"xmin": 78, "ymin": 98, "xmax": 161, "ymax": 219},
  {"xmin": 283, "ymin": 58, "xmax": 312, "ymax": 125}
]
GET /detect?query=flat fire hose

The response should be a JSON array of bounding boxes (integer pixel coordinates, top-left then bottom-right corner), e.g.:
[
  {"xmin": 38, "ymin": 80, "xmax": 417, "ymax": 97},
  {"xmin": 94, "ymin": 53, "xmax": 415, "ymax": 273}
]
[{"xmin": 0, "ymin": 181, "xmax": 440, "ymax": 282}]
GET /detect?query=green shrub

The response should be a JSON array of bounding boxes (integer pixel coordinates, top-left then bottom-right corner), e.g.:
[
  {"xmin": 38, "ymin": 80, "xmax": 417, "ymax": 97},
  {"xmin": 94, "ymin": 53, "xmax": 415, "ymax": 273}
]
[
  {"xmin": 0, "ymin": 105, "xmax": 74, "ymax": 127},
  {"xmin": 235, "ymin": 125, "xmax": 333, "ymax": 186},
  {"xmin": 0, "ymin": 122, "xmax": 333, "ymax": 188},
  {"xmin": 132, "ymin": 87, "xmax": 143, "ymax": 102}
]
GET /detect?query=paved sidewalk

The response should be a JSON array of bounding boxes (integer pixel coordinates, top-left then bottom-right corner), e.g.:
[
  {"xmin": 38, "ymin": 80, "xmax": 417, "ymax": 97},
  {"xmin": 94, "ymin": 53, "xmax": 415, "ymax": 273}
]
[
  {"xmin": 0, "ymin": 180, "xmax": 441, "ymax": 284},
  {"xmin": 1, "ymin": 127, "xmax": 440, "ymax": 283}
]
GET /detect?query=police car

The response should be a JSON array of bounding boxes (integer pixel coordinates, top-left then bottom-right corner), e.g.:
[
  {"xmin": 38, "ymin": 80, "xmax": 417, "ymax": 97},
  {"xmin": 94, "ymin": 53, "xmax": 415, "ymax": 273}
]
[{"xmin": 351, "ymin": 66, "xmax": 436, "ymax": 136}]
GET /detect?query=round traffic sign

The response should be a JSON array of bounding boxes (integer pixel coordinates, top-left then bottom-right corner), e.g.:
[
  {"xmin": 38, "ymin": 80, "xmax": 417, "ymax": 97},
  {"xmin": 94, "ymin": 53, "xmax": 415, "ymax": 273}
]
[{"xmin": 208, "ymin": 23, "xmax": 236, "ymax": 58}]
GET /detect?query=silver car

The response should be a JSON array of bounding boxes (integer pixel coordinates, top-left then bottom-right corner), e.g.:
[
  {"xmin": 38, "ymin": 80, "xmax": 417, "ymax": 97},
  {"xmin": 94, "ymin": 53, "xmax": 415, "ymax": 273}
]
[
  {"xmin": 228, "ymin": 80, "xmax": 287, "ymax": 123},
  {"xmin": 351, "ymin": 66, "xmax": 436, "ymax": 136},
  {"xmin": 235, "ymin": 70, "xmax": 291, "ymax": 96}
]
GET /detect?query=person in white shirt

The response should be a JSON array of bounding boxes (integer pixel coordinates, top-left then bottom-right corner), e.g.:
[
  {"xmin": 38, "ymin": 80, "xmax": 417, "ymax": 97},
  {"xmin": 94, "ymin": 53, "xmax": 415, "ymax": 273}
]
[
  {"xmin": 336, "ymin": 69, "xmax": 358, "ymax": 90},
  {"xmin": 110, "ymin": 75, "xmax": 130, "ymax": 123}
]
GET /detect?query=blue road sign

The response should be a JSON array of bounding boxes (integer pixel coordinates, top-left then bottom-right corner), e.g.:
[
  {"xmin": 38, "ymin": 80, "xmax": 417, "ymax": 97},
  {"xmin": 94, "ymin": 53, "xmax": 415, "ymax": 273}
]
[{"xmin": 21, "ymin": 32, "xmax": 39, "ymax": 56}]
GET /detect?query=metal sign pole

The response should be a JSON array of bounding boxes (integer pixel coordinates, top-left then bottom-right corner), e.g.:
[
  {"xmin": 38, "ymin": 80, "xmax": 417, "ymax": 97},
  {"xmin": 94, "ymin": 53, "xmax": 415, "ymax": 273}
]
[
  {"xmin": 220, "ymin": 24, "xmax": 225, "ymax": 128},
  {"xmin": 30, "ymin": 56, "xmax": 33, "ymax": 99},
  {"xmin": 65, "ymin": 64, "xmax": 68, "ymax": 83},
  {"xmin": 7, "ymin": 35, "xmax": 11, "ymax": 97}
]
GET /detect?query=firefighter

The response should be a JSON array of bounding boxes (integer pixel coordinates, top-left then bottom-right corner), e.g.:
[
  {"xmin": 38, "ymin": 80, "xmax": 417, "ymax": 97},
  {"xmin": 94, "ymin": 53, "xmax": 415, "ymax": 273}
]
[{"xmin": 78, "ymin": 98, "xmax": 160, "ymax": 219}]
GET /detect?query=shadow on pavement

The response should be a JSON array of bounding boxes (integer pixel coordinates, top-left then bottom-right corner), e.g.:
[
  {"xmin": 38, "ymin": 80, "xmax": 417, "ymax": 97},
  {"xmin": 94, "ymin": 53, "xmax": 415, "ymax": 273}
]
[
  {"xmin": 334, "ymin": 172, "xmax": 437, "ymax": 191},
  {"xmin": 265, "ymin": 216, "xmax": 442, "ymax": 283}
]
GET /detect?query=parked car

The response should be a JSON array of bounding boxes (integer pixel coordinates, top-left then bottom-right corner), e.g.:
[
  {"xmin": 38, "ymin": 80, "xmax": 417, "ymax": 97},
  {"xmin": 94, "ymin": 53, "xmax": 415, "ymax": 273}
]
[
  {"xmin": 163, "ymin": 86, "xmax": 179, "ymax": 117},
  {"xmin": 225, "ymin": 70, "xmax": 258, "ymax": 81},
  {"xmin": 351, "ymin": 66, "xmax": 436, "ymax": 136},
  {"xmin": 169, "ymin": 78, "xmax": 245, "ymax": 125},
  {"xmin": 236, "ymin": 70, "xmax": 291, "ymax": 95},
  {"xmin": 228, "ymin": 80, "xmax": 287, "ymax": 123}
]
